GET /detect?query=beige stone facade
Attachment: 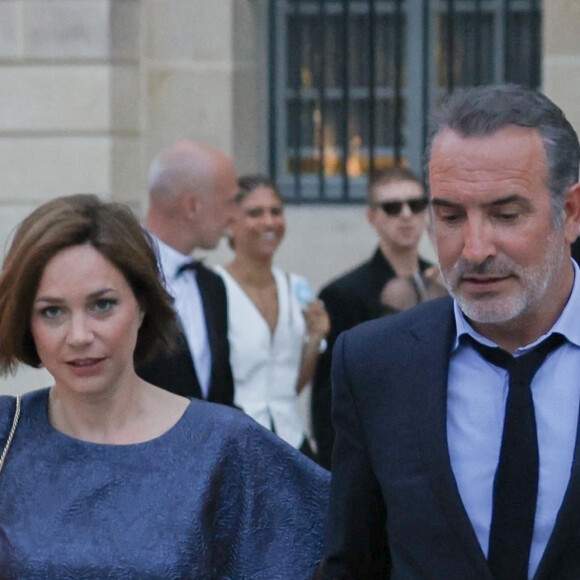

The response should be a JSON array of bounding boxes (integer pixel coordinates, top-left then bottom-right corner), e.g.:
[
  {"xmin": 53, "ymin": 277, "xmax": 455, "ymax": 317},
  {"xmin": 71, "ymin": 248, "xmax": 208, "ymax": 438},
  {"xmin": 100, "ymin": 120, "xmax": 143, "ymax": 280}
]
[{"xmin": 1, "ymin": 0, "xmax": 579, "ymax": 394}]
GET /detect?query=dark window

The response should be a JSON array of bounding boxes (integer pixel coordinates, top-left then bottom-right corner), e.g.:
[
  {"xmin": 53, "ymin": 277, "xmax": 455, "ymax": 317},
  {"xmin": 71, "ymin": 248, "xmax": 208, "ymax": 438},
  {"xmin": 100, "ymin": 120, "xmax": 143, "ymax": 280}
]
[{"xmin": 268, "ymin": 0, "xmax": 542, "ymax": 203}]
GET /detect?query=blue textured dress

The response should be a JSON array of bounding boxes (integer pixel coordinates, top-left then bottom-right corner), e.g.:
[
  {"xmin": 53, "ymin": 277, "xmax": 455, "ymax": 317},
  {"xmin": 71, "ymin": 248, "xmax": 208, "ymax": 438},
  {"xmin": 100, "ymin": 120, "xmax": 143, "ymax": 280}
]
[{"xmin": 0, "ymin": 389, "xmax": 330, "ymax": 579}]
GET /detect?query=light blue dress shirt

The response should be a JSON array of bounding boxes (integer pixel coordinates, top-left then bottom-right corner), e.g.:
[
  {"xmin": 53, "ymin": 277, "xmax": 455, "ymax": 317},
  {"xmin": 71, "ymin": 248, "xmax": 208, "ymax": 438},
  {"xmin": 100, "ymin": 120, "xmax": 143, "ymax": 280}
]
[{"xmin": 447, "ymin": 260, "xmax": 580, "ymax": 579}]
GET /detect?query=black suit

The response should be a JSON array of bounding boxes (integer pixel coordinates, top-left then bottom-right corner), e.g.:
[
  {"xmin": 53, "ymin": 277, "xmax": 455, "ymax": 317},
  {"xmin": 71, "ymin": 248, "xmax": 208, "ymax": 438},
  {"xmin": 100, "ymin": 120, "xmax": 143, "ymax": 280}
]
[
  {"xmin": 312, "ymin": 248, "xmax": 431, "ymax": 468},
  {"xmin": 137, "ymin": 264, "xmax": 234, "ymax": 406},
  {"xmin": 323, "ymin": 296, "xmax": 580, "ymax": 579},
  {"xmin": 571, "ymin": 236, "xmax": 580, "ymax": 265}
]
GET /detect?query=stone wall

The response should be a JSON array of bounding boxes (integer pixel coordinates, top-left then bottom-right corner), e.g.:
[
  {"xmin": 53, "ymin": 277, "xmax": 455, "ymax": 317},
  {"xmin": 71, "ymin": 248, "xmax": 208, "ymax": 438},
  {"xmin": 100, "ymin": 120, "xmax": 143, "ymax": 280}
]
[
  {"xmin": 543, "ymin": 0, "xmax": 580, "ymax": 133},
  {"xmin": 0, "ymin": 0, "xmax": 131, "ymax": 393},
  {"xmin": 0, "ymin": 0, "xmax": 116, "ymax": 250},
  {"xmin": 1, "ymin": 0, "xmax": 579, "ymax": 394}
]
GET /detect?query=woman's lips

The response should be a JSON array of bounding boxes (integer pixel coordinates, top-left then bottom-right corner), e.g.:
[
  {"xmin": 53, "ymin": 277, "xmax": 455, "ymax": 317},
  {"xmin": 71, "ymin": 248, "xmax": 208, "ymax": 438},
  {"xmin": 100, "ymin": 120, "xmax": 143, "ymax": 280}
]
[{"xmin": 66, "ymin": 357, "xmax": 106, "ymax": 375}]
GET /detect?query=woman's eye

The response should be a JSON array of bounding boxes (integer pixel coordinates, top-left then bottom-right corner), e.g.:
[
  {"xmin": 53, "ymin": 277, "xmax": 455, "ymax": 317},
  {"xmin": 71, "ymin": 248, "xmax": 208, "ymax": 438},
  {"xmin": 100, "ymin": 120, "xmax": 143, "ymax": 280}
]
[
  {"xmin": 40, "ymin": 306, "xmax": 63, "ymax": 319},
  {"xmin": 92, "ymin": 299, "xmax": 117, "ymax": 314}
]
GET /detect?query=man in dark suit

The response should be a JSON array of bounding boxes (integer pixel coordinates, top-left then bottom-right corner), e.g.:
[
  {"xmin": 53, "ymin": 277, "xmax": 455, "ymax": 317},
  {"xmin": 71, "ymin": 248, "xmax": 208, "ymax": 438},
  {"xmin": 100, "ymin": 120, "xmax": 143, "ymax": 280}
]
[
  {"xmin": 322, "ymin": 85, "xmax": 580, "ymax": 579},
  {"xmin": 312, "ymin": 167, "xmax": 436, "ymax": 468},
  {"xmin": 571, "ymin": 234, "xmax": 580, "ymax": 265},
  {"xmin": 136, "ymin": 140, "xmax": 237, "ymax": 405}
]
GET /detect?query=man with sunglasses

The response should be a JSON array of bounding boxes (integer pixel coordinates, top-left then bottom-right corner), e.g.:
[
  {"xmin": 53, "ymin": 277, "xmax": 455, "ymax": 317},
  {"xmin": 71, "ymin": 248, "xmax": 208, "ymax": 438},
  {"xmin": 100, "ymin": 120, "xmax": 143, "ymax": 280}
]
[{"xmin": 311, "ymin": 166, "xmax": 435, "ymax": 469}]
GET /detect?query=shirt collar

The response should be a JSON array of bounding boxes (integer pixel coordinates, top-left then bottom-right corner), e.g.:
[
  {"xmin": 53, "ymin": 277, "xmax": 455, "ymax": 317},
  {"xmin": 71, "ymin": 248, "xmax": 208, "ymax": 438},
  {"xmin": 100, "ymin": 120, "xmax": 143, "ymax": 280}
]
[
  {"xmin": 148, "ymin": 233, "xmax": 196, "ymax": 281},
  {"xmin": 453, "ymin": 259, "xmax": 580, "ymax": 353}
]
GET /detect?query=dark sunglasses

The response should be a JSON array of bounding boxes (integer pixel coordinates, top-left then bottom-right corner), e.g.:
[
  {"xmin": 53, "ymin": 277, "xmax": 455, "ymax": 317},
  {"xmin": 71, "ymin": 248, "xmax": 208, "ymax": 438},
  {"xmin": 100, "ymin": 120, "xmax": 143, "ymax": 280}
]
[{"xmin": 374, "ymin": 197, "xmax": 429, "ymax": 216}]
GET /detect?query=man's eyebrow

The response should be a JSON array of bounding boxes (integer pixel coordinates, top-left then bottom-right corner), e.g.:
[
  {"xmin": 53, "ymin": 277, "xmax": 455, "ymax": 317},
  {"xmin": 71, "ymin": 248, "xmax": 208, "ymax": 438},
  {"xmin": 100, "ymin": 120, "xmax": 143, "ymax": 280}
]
[
  {"xmin": 487, "ymin": 194, "xmax": 528, "ymax": 207},
  {"xmin": 430, "ymin": 194, "xmax": 528, "ymax": 209},
  {"xmin": 430, "ymin": 198, "xmax": 459, "ymax": 208}
]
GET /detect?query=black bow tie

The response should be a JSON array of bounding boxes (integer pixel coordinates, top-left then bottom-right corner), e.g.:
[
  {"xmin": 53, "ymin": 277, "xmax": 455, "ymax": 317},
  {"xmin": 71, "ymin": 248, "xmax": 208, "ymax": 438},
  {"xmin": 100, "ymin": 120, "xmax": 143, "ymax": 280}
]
[{"xmin": 177, "ymin": 260, "xmax": 203, "ymax": 276}]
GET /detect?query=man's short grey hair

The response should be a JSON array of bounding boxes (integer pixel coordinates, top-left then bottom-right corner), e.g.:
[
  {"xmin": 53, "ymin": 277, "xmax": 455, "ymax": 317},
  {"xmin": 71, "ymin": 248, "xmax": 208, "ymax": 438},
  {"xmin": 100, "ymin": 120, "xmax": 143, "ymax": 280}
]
[{"xmin": 425, "ymin": 84, "xmax": 580, "ymax": 227}]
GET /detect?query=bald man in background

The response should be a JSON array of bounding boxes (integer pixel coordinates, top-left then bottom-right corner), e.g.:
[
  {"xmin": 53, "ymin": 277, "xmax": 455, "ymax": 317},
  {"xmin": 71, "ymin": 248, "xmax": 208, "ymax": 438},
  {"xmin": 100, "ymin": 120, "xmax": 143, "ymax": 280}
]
[{"xmin": 137, "ymin": 140, "xmax": 237, "ymax": 406}]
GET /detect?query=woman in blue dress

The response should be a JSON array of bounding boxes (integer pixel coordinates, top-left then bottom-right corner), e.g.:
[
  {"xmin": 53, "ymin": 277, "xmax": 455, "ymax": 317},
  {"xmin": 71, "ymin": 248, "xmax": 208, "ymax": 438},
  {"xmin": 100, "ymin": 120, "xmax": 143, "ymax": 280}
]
[{"xmin": 0, "ymin": 194, "xmax": 329, "ymax": 579}]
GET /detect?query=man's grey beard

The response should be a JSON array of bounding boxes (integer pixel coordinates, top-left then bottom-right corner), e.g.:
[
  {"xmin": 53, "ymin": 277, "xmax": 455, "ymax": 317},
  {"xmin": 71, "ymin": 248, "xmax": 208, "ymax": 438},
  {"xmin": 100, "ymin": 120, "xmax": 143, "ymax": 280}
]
[{"xmin": 439, "ymin": 232, "xmax": 566, "ymax": 324}]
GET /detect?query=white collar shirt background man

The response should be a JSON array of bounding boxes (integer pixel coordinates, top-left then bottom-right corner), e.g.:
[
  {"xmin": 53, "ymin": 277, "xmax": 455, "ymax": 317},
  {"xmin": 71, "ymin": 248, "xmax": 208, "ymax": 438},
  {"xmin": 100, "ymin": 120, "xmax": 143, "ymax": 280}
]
[{"xmin": 138, "ymin": 140, "xmax": 238, "ymax": 404}]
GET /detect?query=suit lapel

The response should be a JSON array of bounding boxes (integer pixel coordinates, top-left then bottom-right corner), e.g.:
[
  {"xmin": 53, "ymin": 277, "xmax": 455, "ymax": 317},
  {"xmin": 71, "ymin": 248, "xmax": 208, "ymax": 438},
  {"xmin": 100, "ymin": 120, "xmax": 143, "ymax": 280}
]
[
  {"xmin": 196, "ymin": 267, "xmax": 217, "ymax": 350},
  {"xmin": 195, "ymin": 265, "xmax": 222, "ymax": 398},
  {"xmin": 534, "ymin": 405, "xmax": 580, "ymax": 579},
  {"xmin": 397, "ymin": 298, "xmax": 580, "ymax": 579},
  {"xmin": 175, "ymin": 322, "xmax": 203, "ymax": 398},
  {"xmin": 407, "ymin": 298, "xmax": 492, "ymax": 578}
]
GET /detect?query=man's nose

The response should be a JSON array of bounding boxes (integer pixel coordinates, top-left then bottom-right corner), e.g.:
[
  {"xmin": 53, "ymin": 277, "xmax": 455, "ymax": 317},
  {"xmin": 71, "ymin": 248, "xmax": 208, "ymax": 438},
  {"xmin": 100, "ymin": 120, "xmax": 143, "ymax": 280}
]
[
  {"xmin": 225, "ymin": 199, "xmax": 238, "ymax": 223},
  {"xmin": 399, "ymin": 201, "xmax": 413, "ymax": 218},
  {"xmin": 462, "ymin": 219, "xmax": 496, "ymax": 264}
]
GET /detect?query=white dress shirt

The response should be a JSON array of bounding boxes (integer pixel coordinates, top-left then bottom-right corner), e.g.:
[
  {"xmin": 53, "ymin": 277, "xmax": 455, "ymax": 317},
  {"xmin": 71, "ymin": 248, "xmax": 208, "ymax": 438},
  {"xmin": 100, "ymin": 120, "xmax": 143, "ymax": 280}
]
[
  {"xmin": 447, "ymin": 260, "xmax": 580, "ymax": 579},
  {"xmin": 149, "ymin": 234, "xmax": 211, "ymax": 398}
]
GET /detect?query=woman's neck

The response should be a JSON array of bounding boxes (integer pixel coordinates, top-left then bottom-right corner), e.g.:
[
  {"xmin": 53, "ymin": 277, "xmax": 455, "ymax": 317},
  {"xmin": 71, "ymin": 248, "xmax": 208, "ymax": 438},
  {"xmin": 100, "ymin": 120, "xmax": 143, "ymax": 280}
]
[
  {"xmin": 226, "ymin": 253, "xmax": 274, "ymax": 287},
  {"xmin": 225, "ymin": 253, "xmax": 279, "ymax": 333},
  {"xmin": 48, "ymin": 378, "xmax": 140, "ymax": 438},
  {"xmin": 47, "ymin": 378, "xmax": 187, "ymax": 445}
]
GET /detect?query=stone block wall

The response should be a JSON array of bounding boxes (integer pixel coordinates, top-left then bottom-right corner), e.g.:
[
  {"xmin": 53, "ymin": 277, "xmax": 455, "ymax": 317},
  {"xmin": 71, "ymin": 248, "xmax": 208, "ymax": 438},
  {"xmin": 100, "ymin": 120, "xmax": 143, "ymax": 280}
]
[
  {"xmin": 141, "ymin": 0, "xmax": 265, "ymax": 180},
  {"xmin": 0, "ymin": 0, "xmax": 121, "ymax": 256},
  {"xmin": 543, "ymin": 0, "xmax": 580, "ymax": 134},
  {"xmin": 1, "ymin": 0, "xmax": 580, "ymax": 394},
  {"xmin": 0, "ymin": 0, "xmax": 138, "ymax": 393}
]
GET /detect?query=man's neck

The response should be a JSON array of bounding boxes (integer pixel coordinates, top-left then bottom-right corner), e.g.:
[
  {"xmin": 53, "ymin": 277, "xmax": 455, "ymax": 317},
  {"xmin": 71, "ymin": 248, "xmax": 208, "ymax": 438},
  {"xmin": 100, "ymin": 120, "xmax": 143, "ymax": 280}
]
[
  {"xmin": 379, "ymin": 242, "xmax": 421, "ymax": 277},
  {"xmin": 145, "ymin": 214, "xmax": 195, "ymax": 256}
]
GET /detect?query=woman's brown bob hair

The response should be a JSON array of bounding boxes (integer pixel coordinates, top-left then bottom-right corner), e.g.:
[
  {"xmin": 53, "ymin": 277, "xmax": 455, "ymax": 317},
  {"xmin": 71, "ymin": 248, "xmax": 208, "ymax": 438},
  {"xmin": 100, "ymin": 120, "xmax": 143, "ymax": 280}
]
[{"xmin": 0, "ymin": 194, "xmax": 176, "ymax": 374}]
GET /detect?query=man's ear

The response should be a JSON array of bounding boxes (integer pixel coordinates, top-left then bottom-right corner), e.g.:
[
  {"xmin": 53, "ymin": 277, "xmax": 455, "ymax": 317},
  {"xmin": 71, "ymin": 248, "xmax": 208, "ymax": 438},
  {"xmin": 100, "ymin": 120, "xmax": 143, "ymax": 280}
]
[
  {"xmin": 180, "ymin": 191, "xmax": 201, "ymax": 220},
  {"xmin": 366, "ymin": 205, "xmax": 376, "ymax": 228},
  {"xmin": 562, "ymin": 182, "xmax": 580, "ymax": 244}
]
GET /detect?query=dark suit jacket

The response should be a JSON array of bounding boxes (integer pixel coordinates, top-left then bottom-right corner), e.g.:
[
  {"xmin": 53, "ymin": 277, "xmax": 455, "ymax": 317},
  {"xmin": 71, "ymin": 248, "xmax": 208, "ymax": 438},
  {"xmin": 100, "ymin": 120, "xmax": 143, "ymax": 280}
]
[
  {"xmin": 571, "ymin": 236, "xmax": 580, "ymax": 266},
  {"xmin": 137, "ymin": 264, "xmax": 234, "ymax": 406},
  {"xmin": 322, "ymin": 296, "xmax": 580, "ymax": 579},
  {"xmin": 312, "ymin": 248, "xmax": 431, "ymax": 468}
]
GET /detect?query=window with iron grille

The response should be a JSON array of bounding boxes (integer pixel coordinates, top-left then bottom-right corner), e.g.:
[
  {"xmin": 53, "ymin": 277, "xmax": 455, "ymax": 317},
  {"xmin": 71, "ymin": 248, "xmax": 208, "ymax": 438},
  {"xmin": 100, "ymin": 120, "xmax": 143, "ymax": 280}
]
[{"xmin": 268, "ymin": 0, "xmax": 542, "ymax": 203}]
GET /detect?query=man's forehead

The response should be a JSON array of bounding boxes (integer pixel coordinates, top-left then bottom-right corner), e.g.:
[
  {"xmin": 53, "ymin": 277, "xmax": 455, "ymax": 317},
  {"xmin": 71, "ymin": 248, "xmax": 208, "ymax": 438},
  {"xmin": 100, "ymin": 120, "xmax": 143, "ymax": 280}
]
[
  {"xmin": 429, "ymin": 127, "xmax": 546, "ymax": 179},
  {"xmin": 430, "ymin": 126, "xmax": 544, "ymax": 159},
  {"xmin": 373, "ymin": 179, "xmax": 424, "ymax": 200}
]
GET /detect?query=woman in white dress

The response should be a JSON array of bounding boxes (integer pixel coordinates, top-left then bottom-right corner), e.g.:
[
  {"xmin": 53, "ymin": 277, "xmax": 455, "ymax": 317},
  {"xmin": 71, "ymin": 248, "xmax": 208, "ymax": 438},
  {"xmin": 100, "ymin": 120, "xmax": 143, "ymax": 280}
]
[{"xmin": 215, "ymin": 175, "xmax": 329, "ymax": 458}]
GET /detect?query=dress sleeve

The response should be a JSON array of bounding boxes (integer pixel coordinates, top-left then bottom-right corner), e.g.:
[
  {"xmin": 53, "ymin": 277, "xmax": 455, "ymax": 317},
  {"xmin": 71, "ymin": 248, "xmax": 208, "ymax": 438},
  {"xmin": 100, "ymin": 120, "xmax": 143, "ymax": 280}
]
[{"xmin": 211, "ymin": 420, "xmax": 330, "ymax": 579}]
